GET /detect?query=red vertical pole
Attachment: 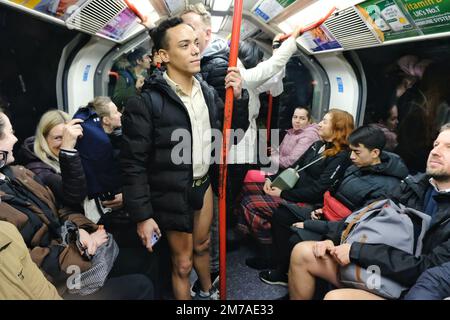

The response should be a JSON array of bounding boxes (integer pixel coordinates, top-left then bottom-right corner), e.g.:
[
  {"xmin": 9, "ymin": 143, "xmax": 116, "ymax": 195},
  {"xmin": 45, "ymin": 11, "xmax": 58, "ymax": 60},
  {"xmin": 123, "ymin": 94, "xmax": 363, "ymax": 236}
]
[
  {"xmin": 266, "ymin": 94, "xmax": 274, "ymax": 143},
  {"xmin": 219, "ymin": 0, "xmax": 243, "ymax": 300}
]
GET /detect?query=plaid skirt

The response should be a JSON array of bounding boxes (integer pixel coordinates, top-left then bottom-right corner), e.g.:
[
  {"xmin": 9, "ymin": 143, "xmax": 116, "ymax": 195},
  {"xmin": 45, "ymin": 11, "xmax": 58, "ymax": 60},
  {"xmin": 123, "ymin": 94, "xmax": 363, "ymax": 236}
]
[{"xmin": 236, "ymin": 182, "xmax": 306, "ymax": 244}]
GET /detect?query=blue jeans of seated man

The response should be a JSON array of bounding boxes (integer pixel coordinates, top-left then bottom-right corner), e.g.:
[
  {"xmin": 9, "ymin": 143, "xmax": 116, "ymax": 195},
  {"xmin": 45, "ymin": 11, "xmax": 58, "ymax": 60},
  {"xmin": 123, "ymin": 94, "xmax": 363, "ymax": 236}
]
[{"xmin": 404, "ymin": 262, "xmax": 450, "ymax": 300}]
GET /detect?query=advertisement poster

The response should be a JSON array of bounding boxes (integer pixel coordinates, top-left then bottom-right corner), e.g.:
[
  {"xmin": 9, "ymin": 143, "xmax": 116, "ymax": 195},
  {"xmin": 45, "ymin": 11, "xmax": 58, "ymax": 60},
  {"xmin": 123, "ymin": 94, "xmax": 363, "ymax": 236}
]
[
  {"xmin": 253, "ymin": 0, "xmax": 296, "ymax": 22},
  {"xmin": 10, "ymin": 0, "xmax": 88, "ymax": 20},
  {"xmin": 358, "ymin": 0, "xmax": 421, "ymax": 41},
  {"xmin": 98, "ymin": 8, "xmax": 139, "ymax": 41},
  {"xmin": 300, "ymin": 25, "xmax": 342, "ymax": 52},
  {"xmin": 401, "ymin": 0, "xmax": 450, "ymax": 34}
]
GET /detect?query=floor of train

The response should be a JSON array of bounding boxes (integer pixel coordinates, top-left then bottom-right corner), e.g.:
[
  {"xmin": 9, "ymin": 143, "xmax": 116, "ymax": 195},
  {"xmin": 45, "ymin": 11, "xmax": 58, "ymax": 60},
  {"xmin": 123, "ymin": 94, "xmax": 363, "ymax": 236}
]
[{"xmin": 226, "ymin": 242, "xmax": 287, "ymax": 300}]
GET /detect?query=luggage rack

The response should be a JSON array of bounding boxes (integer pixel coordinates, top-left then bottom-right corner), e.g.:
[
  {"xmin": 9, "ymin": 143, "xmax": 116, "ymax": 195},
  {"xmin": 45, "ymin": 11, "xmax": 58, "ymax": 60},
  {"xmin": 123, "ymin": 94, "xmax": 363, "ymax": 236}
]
[
  {"xmin": 65, "ymin": 0, "xmax": 144, "ymax": 43},
  {"xmin": 0, "ymin": 0, "xmax": 155, "ymax": 43}
]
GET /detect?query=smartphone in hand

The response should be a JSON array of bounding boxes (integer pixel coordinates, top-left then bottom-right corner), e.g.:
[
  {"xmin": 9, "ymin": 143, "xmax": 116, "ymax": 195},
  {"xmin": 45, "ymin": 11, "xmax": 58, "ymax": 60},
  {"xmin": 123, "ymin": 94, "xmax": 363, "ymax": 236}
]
[{"xmin": 151, "ymin": 232, "xmax": 160, "ymax": 246}]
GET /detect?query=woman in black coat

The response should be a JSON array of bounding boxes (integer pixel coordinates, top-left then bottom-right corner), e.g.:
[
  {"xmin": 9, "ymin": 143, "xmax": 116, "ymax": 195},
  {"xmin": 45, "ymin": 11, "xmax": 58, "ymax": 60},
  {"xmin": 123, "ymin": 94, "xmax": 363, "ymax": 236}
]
[{"xmin": 21, "ymin": 110, "xmax": 86, "ymax": 208}]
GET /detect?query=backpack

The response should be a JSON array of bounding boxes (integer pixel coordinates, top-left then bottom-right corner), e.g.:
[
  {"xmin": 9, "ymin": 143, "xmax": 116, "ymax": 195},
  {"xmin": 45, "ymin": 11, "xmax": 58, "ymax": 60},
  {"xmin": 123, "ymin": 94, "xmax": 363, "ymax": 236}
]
[
  {"xmin": 118, "ymin": 69, "xmax": 135, "ymax": 88},
  {"xmin": 339, "ymin": 199, "xmax": 431, "ymax": 299}
]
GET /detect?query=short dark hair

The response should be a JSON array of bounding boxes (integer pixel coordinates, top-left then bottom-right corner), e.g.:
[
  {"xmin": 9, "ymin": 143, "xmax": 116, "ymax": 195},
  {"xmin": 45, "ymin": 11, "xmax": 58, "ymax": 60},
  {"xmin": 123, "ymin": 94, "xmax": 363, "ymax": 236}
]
[
  {"xmin": 348, "ymin": 125, "xmax": 386, "ymax": 151},
  {"xmin": 150, "ymin": 17, "xmax": 185, "ymax": 51},
  {"xmin": 126, "ymin": 47, "xmax": 148, "ymax": 67},
  {"xmin": 238, "ymin": 39, "xmax": 264, "ymax": 69}
]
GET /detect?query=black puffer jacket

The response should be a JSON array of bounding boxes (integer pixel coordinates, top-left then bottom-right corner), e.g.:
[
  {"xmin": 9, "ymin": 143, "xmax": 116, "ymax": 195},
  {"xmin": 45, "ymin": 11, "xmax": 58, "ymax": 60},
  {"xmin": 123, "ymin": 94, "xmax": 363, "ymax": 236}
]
[
  {"xmin": 333, "ymin": 152, "xmax": 409, "ymax": 211},
  {"xmin": 276, "ymin": 141, "xmax": 352, "ymax": 205},
  {"xmin": 20, "ymin": 137, "xmax": 87, "ymax": 208},
  {"xmin": 121, "ymin": 73, "xmax": 249, "ymax": 232},
  {"xmin": 350, "ymin": 174, "xmax": 450, "ymax": 287},
  {"xmin": 320, "ymin": 173, "xmax": 450, "ymax": 288},
  {"xmin": 200, "ymin": 38, "xmax": 230, "ymax": 101}
]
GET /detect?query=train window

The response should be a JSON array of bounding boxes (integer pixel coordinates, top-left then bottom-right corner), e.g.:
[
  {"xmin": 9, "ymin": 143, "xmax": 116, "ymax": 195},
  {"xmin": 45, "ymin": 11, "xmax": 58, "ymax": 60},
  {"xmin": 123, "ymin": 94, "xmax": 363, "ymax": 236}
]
[
  {"xmin": 108, "ymin": 44, "xmax": 152, "ymax": 111},
  {"xmin": 358, "ymin": 38, "xmax": 450, "ymax": 173},
  {"xmin": 0, "ymin": 5, "xmax": 77, "ymax": 152}
]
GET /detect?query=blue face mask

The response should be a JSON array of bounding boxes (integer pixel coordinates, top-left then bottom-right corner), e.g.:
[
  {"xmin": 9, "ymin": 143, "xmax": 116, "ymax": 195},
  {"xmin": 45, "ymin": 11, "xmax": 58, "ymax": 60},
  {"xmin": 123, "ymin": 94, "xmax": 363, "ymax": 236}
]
[{"xmin": 0, "ymin": 151, "xmax": 8, "ymax": 169}]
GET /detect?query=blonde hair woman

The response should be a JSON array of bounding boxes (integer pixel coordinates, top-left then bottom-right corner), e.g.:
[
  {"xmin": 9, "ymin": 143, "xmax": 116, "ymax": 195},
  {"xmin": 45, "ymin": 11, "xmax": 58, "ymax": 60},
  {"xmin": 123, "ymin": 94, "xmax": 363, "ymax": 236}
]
[{"xmin": 21, "ymin": 109, "xmax": 86, "ymax": 206}]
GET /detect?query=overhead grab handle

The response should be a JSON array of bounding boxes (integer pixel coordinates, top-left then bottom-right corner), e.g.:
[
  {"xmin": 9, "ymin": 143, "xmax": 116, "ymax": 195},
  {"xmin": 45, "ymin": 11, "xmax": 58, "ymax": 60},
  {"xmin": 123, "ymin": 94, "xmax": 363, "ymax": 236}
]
[
  {"xmin": 124, "ymin": 0, "xmax": 155, "ymax": 29},
  {"xmin": 278, "ymin": 6, "xmax": 337, "ymax": 42}
]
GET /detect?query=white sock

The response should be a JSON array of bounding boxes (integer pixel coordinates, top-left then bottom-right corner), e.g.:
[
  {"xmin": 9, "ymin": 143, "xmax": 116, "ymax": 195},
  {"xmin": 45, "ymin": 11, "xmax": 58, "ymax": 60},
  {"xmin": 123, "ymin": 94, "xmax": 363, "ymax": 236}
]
[{"xmin": 199, "ymin": 290, "xmax": 210, "ymax": 297}]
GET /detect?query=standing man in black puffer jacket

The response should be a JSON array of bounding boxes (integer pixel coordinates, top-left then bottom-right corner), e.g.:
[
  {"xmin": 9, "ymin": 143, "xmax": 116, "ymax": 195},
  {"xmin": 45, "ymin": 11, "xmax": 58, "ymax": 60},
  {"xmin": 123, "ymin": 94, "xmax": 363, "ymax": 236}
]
[
  {"xmin": 181, "ymin": 3, "xmax": 251, "ymax": 296},
  {"xmin": 120, "ymin": 18, "xmax": 248, "ymax": 300}
]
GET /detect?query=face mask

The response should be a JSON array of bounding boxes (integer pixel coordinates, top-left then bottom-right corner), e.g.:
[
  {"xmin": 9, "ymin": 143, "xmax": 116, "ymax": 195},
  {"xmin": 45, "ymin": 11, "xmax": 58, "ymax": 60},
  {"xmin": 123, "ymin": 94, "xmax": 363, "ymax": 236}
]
[{"xmin": 0, "ymin": 150, "xmax": 8, "ymax": 169}]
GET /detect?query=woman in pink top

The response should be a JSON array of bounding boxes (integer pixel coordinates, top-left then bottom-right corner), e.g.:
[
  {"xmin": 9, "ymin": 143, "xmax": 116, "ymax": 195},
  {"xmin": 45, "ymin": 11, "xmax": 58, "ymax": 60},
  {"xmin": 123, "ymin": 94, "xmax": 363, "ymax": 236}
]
[
  {"xmin": 245, "ymin": 107, "xmax": 319, "ymax": 182},
  {"xmin": 271, "ymin": 107, "xmax": 320, "ymax": 170}
]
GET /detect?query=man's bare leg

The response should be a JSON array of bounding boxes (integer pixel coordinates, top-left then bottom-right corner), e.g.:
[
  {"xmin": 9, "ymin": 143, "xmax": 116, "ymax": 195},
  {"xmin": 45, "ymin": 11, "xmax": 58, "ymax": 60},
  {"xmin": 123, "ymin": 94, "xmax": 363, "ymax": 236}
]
[
  {"xmin": 166, "ymin": 231, "xmax": 193, "ymax": 300},
  {"xmin": 193, "ymin": 186, "xmax": 214, "ymax": 293},
  {"xmin": 289, "ymin": 241, "xmax": 341, "ymax": 300},
  {"xmin": 324, "ymin": 289, "xmax": 385, "ymax": 300}
]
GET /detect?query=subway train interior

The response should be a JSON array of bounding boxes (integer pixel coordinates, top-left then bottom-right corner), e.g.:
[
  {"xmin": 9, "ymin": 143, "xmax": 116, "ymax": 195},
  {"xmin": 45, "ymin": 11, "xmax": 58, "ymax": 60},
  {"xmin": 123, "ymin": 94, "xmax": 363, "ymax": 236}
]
[{"xmin": 1, "ymin": 0, "xmax": 450, "ymax": 301}]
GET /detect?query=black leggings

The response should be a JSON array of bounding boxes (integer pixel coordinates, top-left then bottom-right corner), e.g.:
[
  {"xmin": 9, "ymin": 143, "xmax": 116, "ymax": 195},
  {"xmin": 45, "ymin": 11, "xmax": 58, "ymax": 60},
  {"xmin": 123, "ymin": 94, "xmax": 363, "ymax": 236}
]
[
  {"xmin": 271, "ymin": 205, "xmax": 321, "ymax": 273},
  {"xmin": 64, "ymin": 274, "xmax": 154, "ymax": 300}
]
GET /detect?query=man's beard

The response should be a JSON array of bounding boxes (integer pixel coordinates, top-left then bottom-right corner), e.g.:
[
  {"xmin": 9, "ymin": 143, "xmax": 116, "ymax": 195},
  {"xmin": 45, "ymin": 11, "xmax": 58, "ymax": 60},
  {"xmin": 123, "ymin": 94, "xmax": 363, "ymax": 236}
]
[{"xmin": 426, "ymin": 167, "xmax": 450, "ymax": 182}]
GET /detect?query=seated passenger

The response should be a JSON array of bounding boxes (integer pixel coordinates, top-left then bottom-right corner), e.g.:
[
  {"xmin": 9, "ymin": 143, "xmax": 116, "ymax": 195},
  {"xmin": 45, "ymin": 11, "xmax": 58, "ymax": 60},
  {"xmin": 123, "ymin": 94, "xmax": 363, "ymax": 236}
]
[
  {"xmin": 112, "ymin": 47, "xmax": 151, "ymax": 110},
  {"xmin": 244, "ymin": 107, "xmax": 319, "ymax": 182},
  {"xmin": 0, "ymin": 109, "xmax": 153, "ymax": 299},
  {"xmin": 289, "ymin": 124, "xmax": 450, "ymax": 300},
  {"xmin": 236, "ymin": 109, "xmax": 354, "ymax": 269},
  {"xmin": 0, "ymin": 220, "xmax": 61, "ymax": 300},
  {"xmin": 21, "ymin": 110, "xmax": 86, "ymax": 208},
  {"xmin": 404, "ymin": 261, "xmax": 450, "ymax": 300},
  {"xmin": 271, "ymin": 107, "xmax": 320, "ymax": 169},
  {"xmin": 260, "ymin": 125, "xmax": 408, "ymax": 286}
]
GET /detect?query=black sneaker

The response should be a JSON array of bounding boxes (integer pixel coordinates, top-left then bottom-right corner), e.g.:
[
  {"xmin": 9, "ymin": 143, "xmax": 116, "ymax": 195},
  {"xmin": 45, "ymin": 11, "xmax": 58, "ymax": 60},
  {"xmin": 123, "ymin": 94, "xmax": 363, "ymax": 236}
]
[{"xmin": 259, "ymin": 269, "xmax": 288, "ymax": 287}]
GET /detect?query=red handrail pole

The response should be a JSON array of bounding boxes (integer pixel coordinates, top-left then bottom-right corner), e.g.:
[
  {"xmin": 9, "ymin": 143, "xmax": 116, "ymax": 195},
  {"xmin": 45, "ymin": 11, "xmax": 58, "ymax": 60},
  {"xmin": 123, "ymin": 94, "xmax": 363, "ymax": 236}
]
[
  {"xmin": 266, "ymin": 94, "xmax": 274, "ymax": 143},
  {"xmin": 219, "ymin": 0, "xmax": 243, "ymax": 300}
]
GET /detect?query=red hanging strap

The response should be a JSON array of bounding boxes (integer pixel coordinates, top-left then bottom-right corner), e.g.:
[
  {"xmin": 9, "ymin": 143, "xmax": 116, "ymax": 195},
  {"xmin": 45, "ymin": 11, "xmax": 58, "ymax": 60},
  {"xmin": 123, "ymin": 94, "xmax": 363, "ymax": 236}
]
[
  {"xmin": 219, "ymin": 0, "xmax": 243, "ymax": 300},
  {"xmin": 278, "ymin": 6, "xmax": 336, "ymax": 42},
  {"xmin": 124, "ymin": 0, "xmax": 145, "ymax": 23}
]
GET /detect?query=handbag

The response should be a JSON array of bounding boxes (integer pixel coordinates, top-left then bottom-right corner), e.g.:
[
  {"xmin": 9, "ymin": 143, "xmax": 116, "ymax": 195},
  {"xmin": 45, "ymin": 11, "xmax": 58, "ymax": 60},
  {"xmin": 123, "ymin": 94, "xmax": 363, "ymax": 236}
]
[
  {"xmin": 68, "ymin": 233, "xmax": 119, "ymax": 296},
  {"xmin": 271, "ymin": 155, "xmax": 325, "ymax": 190},
  {"xmin": 339, "ymin": 199, "xmax": 431, "ymax": 299},
  {"xmin": 322, "ymin": 191, "xmax": 352, "ymax": 221}
]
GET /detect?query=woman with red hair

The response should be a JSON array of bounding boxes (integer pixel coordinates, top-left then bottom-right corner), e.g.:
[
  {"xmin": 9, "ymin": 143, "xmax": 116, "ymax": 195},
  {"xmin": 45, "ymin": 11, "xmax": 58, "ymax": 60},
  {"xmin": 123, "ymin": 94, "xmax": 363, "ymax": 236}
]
[{"xmin": 237, "ymin": 109, "xmax": 354, "ymax": 269}]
